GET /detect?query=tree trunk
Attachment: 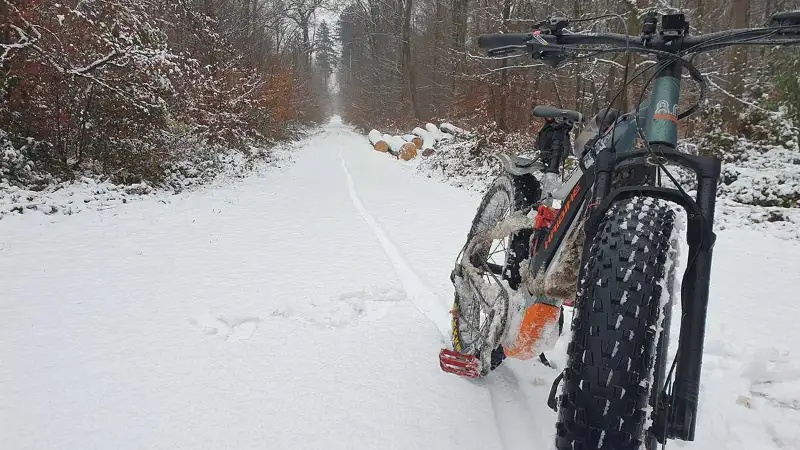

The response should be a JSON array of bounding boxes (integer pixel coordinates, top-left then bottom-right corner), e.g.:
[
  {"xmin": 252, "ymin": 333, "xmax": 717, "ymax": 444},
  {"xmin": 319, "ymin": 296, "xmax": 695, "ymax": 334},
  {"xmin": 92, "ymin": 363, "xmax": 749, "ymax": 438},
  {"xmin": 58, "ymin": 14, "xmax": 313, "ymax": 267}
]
[
  {"xmin": 203, "ymin": 0, "xmax": 216, "ymax": 66},
  {"xmin": 1, "ymin": 0, "xmax": 9, "ymax": 85},
  {"xmin": 726, "ymin": 0, "xmax": 751, "ymax": 127},
  {"xmin": 451, "ymin": 0, "xmax": 468, "ymax": 94},
  {"xmin": 433, "ymin": 0, "xmax": 443, "ymax": 109},
  {"xmin": 605, "ymin": 63, "xmax": 618, "ymax": 107},
  {"xmin": 1, "ymin": 1, "xmax": 9, "ymax": 48},
  {"xmin": 497, "ymin": 0, "xmax": 512, "ymax": 131},
  {"xmin": 620, "ymin": 0, "xmax": 648, "ymax": 111},
  {"xmin": 368, "ymin": 0, "xmax": 380, "ymax": 61},
  {"xmin": 301, "ymin": 16, "xmax": 311, "ymax": 72},
  {"xmin": 402, "ymin": 0, "xmax": 422, "ymax": 119},
  {"xmin": 572, "ymin": 0, "xmax": 583, "ymax": 112}
]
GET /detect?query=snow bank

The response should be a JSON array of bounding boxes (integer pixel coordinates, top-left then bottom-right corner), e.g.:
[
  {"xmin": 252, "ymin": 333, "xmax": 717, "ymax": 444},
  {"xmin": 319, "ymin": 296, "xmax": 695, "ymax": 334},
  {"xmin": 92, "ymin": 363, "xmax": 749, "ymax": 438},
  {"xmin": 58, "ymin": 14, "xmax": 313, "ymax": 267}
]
[
  {"xmin": 0, "ymin": 177, "xmax": 159, "ymax": 217},
  {"xmin": 0, "ymin": 130, "xmax": 313, "ymax": 219},
  {"xmin": 416, "ymin": 139, "xmax": 504, "ymax": 193},
  {"xmin": 717, "ymin": 142, "xmax": 800, "ymax": 208},
  {"xmin": 415, "ymin": 123, "xmax": 537, "ymax": 193},
  {"xmin": 715, "ymin": 199, "xmax": 800, "ymax": 240},
  {"xmin": 415, "ymin": 123, "xmax": 800, "ymax": 240}
]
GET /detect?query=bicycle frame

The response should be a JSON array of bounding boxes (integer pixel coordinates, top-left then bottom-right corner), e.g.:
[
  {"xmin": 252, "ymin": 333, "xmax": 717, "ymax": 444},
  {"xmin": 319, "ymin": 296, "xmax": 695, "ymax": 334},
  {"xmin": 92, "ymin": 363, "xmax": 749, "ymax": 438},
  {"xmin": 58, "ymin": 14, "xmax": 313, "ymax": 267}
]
[{"xmin": 528, "ymin": 55, "xmax": 720, "ymax": 442}]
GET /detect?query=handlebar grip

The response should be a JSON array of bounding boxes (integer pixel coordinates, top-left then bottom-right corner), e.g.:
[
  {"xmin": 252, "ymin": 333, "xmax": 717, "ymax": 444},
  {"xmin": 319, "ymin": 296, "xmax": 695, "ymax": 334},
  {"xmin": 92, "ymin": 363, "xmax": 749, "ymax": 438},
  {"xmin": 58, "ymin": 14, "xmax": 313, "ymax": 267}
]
[
  {"xmin": 477, "ymin": 33, "xmax": 532, "ymax": 50},
  {"xmin": 533, "ymin": 105, "xmax": 584, "ymax": 123},
  {"xmin": 771, "ymin": 10, "xmax": 800, "ymax": 26}
]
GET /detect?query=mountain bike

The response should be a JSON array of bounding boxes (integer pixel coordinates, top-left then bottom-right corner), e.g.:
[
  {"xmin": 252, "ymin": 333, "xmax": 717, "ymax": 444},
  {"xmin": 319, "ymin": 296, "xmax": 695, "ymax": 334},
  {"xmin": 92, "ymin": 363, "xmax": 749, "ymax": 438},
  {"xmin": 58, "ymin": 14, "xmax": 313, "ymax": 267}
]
[{"xmin": 438, "ymin": 10, "xmax": 800, "ymax": 450}]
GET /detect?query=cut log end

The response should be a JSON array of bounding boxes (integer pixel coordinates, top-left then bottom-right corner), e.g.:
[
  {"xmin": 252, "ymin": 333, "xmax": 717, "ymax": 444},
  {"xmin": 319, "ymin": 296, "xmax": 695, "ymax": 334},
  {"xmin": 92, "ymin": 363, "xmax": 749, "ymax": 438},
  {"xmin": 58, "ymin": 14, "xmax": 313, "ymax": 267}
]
[
  {"xmin": 374, "ymin": 141, "xmax": 389, "ymax": 152},
  {"xmin": 399, "ymin": 143, "xmax": 418, "ymax": 161},
  {"xmin": 422, "ymin": 148, "xmax": 436, "ymax": 157},
  {"xmin": 411, "ymin": 137, "xmax": 423, "ymax": 149}
]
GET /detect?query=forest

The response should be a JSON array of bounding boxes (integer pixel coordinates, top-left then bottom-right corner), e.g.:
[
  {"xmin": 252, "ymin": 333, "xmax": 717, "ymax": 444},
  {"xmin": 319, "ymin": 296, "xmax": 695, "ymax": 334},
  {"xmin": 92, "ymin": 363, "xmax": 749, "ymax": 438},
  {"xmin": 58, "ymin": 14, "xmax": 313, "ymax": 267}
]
[
  {"xmin": 338, "ymin": 0, "xmax": 798, "ymax": 133},
  {"xmin": 2, "ymin": 0, "xmax": 799, "ymax": 190},
  {"xmin": 1, "ymin": 0, "xmax": 336, "ymax": 188}
]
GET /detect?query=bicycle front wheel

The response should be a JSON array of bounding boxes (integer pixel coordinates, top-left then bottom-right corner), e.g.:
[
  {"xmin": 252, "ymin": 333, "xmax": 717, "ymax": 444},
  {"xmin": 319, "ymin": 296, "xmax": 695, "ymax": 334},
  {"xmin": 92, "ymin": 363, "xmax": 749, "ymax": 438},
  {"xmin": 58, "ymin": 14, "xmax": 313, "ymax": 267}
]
[{"xmin": 556, "ymin": 196, "xmax": 679, "ymax": 450}]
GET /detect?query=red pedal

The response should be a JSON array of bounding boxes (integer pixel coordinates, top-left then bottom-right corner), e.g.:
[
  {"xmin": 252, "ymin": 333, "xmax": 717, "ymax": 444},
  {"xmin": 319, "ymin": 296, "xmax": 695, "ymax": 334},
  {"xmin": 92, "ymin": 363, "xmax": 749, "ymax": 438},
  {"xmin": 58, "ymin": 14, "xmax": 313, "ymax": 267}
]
[{"xmin": 439, "ymin": 348, "xmax": 482, "ymax": 378}]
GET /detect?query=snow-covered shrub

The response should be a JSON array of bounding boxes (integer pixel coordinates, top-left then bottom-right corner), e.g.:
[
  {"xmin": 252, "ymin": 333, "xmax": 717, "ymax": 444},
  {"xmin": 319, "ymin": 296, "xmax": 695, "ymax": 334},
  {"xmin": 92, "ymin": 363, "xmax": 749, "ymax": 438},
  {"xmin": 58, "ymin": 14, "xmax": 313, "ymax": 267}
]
[
  {"xmin": 0, "ymin": 132, "xmax": 32, "ymax": 184},
  {"xmin": 699, "ymin": 109, "xmax": 800, "ymax": 208},
  {"xmin": 417, "ymin": 123, "xmax": 537, "ymax": 193},
  {"xmin": 0, "ymin": 1, "xmax": 321, "ymax": 191},
  {"xmin": 161, "ymin": 146, "xmax": 251, "ymax": 194},
  {"xmin": 0, "ymin": 130, "xmax": 57, "ymax": 188}
]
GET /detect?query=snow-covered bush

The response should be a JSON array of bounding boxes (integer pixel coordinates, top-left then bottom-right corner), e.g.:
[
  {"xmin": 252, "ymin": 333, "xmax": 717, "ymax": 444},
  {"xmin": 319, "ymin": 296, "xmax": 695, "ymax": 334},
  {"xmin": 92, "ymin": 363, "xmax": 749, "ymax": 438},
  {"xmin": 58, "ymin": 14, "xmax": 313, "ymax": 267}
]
[
  {"xmin": 417, "ymin": 123, "xmax": 537, "ymax": 192},
  {"xmin": 0, "ymin": 0, "xmax": 321, "ymax": 190},
  {"xmin": 0, "ymin": 130, "xmax": 56, "ymax": 188},
  {"xmin": 698, "ymin": 109, "xmax": 800, "ymax": 208},
  {"xmin": 0, "ymin": 132, "xmax": 32, "ymax": 184}
]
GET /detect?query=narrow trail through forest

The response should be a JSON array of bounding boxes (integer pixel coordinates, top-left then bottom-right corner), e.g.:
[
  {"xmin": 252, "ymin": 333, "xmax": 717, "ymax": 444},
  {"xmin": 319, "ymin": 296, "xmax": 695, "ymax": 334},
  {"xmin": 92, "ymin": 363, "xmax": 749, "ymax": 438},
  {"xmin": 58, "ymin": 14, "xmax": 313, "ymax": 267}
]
[{"xmin": 1, "ymin": 118, "xmax": 798, "ymax": 450}]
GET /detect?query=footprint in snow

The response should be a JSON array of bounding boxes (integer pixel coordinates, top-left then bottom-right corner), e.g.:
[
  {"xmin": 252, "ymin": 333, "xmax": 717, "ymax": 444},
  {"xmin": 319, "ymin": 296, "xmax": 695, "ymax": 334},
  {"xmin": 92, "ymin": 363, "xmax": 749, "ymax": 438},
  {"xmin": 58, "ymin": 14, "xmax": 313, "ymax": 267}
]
[
  {"xmin": 746, "ymin": 356, "xmax": 800, "ymax": 411},
  {"xmin": 190, "ymin": 312, "xmax": 261, "ymax": 342},
  {"xmin": 271, "ymin": 287, "xmax": 406, "ymax": 328}
]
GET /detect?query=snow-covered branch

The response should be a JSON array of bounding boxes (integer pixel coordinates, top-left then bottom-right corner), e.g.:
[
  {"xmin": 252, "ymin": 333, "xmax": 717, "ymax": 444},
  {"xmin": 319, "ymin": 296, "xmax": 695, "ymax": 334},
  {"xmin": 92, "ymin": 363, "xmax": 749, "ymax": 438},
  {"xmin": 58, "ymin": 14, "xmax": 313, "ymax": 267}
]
[{"xmin": 68, "ymin": 49, "xmax": 124, "ymax": 75}]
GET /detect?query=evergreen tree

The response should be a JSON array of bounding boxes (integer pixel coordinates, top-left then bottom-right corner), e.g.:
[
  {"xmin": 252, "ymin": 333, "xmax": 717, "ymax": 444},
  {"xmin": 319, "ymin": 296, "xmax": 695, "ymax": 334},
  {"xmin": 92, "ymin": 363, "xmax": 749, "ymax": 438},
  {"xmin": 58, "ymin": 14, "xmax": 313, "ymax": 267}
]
[{"xmin": 315, "ymin": 20, "xmax": 337, "ymax": 86}]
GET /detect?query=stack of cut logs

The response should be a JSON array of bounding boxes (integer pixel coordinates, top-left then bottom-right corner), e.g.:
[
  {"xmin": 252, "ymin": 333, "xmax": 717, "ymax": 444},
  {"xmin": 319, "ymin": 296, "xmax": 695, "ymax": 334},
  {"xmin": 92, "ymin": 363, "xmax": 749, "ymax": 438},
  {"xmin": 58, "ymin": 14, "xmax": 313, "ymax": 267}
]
[{"xmin": 367, "ymin": 123, "xmax": 471, "ymax": 161}]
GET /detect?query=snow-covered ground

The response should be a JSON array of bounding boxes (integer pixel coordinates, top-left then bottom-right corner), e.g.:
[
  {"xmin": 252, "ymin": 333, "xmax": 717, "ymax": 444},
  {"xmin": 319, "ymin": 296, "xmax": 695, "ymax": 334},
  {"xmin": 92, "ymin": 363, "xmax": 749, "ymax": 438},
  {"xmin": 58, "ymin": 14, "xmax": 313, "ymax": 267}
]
[
  {"xmin": 2, "ymin": 118, "xmax": 799, "ymax": 450},
  {"xmin": 0, "ymin": 139, "xmax": 301, "ymax": 219}
]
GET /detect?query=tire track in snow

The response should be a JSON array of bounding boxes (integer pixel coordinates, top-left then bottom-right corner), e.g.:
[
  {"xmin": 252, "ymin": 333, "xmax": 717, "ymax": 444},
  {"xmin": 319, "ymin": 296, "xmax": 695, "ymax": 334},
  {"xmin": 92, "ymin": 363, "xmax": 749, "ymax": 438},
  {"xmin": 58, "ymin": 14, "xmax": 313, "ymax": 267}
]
[
  {"xmin": 339, "ymin": 145, "xmax": 545, "ymax": 450},
  {"xmin": 338, "ymin": 150, "xmax": 452, "ymax": 340},
  {"xmin": 482, "ymin": 366, "xmax": 553, "ymax": 450}
]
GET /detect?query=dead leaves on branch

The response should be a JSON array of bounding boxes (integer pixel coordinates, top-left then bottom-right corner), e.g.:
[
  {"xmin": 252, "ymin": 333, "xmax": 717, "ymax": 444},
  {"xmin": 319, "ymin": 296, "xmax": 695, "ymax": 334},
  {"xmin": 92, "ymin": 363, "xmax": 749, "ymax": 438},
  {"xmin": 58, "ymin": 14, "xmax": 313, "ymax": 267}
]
[{"xmin": 1, "ymin": 0, "xmax": 313, "ymax": 185}]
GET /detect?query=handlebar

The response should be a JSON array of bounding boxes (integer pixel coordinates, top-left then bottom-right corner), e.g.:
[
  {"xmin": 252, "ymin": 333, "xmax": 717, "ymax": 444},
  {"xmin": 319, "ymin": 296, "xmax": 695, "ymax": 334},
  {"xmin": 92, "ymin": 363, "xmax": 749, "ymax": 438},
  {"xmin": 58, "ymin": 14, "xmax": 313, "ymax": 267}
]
[
  {"xmin": 476, "ymin": 12, "xmax": 800, "ymax": 125},
  {"xmin": 477, "ymin": 32, "xmax": 643, "ymax": 54},
  {"xmin": 477, "ymin": 22, "xmax": 800, "ymax": 57}
]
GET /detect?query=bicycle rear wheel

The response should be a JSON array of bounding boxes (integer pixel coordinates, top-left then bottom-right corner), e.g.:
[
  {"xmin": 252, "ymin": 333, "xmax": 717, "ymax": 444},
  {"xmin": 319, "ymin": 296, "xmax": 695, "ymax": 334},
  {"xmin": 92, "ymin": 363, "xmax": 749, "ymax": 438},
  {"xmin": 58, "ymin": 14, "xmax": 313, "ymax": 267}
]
[{"xmin": 450, "ymin": 173, "xmax": 539, "ymax": 371}]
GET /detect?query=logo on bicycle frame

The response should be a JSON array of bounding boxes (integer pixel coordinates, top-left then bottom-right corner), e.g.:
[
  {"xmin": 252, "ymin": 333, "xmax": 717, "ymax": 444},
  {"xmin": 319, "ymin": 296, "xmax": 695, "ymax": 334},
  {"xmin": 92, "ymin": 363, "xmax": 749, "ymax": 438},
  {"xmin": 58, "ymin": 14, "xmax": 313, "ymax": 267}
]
[{"xmin": 654, "ymin": 100, "xmax": 678, "ymax": 124}]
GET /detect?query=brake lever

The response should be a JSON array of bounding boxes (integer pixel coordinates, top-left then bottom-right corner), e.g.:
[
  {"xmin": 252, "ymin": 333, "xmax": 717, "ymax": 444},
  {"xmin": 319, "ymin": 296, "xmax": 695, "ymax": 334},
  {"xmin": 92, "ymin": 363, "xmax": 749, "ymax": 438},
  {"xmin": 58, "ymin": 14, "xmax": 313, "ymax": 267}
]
[
  {"xmin": 531, "ymin": 16, "xmax": 571, "ymax": 34},
  {"xmin": 528, "ymin": 16, "xmax": 571, "ymax": 67}
]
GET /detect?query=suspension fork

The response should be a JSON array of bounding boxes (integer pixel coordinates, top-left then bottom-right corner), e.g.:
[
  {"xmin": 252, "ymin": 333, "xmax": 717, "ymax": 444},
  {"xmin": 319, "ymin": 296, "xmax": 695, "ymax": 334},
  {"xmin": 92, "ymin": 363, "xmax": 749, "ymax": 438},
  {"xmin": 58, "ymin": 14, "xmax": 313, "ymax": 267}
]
[
  {"xmin": 587, "ymin": 53, "xmax": 722, "ymax": 441},
  {"xmin": 666, "ymin": 158, "xmax": 720, "ymax": 441},
  {"xmin": 645, "ymin": 55, "xmax": 720, "ymax": 443},
  {"xmin": 585, "ymin": 153, "xmax": 720, "ymax": 444}
]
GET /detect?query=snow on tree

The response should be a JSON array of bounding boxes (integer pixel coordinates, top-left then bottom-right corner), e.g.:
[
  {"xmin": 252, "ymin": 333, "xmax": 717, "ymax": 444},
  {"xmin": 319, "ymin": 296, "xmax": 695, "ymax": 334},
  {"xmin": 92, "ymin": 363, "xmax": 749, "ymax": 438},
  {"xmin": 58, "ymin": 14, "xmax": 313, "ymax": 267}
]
[{"xmin": 0, "ymin": 0, "xmax": 332, "ymax": 188}]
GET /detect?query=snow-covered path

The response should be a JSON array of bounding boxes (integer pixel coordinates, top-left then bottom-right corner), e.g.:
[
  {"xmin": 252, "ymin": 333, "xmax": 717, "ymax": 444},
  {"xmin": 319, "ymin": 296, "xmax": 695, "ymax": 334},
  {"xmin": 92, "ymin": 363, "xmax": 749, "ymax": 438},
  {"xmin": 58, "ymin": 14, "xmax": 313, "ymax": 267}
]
[{"xmin": 2, "ymin": 118, "xmax": 799, "ymax": 450}]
